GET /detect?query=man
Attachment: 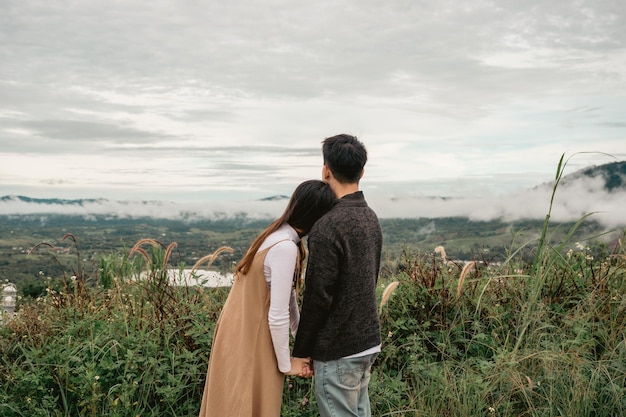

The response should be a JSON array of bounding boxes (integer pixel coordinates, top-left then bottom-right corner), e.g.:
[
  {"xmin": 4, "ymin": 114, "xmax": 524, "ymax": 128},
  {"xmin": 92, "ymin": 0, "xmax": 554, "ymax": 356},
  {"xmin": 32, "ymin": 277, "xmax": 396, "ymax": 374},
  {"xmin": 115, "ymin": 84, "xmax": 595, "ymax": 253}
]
[{"xmin": 293, "ymin": 134, "xmax": 383, "ymax": 417}]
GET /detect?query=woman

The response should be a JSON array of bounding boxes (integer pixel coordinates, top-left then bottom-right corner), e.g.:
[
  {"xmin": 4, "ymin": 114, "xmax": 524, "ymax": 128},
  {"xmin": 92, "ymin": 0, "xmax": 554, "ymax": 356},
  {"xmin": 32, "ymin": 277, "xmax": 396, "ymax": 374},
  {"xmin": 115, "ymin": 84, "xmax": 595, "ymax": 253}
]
[{"xmin": 199, "ymin": 180, "xmax": 335, "ymax": 417}]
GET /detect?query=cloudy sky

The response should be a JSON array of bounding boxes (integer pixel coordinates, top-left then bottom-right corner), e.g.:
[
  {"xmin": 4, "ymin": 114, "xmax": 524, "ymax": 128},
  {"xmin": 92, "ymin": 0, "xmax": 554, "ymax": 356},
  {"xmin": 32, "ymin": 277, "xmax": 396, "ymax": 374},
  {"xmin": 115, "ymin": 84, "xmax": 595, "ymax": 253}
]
[{"xmin": 1, "ymin": 0, "xmax": 625, "ymax": 223}]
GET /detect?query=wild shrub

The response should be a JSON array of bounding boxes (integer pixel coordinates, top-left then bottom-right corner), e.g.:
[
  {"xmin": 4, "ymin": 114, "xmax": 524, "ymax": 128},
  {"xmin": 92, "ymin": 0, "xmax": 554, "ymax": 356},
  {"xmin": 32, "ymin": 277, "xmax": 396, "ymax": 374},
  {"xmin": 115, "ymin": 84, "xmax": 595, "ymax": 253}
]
[
  {"xmin": 0, "ymin": 239, "xmax": 231, "ymax": 417},
  {"xmin": 1, "ymin": 153, "xmax": 624, "ymax": 416},
  {"xmin": 372, "ymin": 153, "xmax": 626, "ymax": 416}
]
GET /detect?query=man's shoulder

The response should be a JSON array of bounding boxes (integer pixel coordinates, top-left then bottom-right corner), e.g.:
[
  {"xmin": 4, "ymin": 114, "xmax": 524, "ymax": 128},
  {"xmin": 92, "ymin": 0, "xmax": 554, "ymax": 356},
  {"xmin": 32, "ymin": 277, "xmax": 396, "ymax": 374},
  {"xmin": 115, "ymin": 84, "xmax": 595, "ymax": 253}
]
[
  {"xmin": 311, "ymin": 208, "xmax": 379, "ymax": 238},
  {"xmin": 310, "ymin": 210, "xmax": 338, "ymax": 235}
]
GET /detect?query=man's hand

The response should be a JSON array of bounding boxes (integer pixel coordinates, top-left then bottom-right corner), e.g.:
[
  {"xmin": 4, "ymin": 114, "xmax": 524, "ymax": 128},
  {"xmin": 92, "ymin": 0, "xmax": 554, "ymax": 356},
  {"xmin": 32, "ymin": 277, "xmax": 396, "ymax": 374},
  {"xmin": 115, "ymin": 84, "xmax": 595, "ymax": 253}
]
[{"xmin": 286, "ymin": 357, "xmax": 314, "ymax": 378}]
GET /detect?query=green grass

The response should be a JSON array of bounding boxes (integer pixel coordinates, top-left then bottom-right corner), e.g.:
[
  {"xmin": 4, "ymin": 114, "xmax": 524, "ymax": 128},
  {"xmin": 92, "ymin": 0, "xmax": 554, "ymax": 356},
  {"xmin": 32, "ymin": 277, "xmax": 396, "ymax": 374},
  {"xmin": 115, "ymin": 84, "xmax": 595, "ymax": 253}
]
[
  {"xmin": 1, "ymin": 226, "xmax": 623, "ymax": 416},
  {"xmin": 1, "ymin": 154, "xmax": 624, "ymax": 416}
]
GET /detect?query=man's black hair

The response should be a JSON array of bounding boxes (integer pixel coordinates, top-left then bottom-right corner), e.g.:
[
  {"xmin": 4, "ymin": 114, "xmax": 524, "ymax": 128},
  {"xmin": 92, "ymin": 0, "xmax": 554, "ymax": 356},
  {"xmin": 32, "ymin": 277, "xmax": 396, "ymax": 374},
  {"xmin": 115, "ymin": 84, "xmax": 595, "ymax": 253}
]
[{"xmin": 322, "ymin": 134, "xmax": 367, "ymax": 184}]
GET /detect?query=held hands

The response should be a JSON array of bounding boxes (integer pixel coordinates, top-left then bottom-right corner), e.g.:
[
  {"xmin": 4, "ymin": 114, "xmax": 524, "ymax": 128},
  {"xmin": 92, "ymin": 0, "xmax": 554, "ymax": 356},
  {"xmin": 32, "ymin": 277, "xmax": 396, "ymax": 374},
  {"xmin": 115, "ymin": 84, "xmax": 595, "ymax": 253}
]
[{"xmin": 286, "ymin": 357, "xmax": 314, "ymax": 378}]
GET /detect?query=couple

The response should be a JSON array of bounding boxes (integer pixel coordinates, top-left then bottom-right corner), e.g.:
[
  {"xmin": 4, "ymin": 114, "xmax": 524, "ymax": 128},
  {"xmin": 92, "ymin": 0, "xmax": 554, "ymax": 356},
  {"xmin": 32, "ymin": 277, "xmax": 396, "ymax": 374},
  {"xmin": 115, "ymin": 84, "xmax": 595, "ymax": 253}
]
[{"xmin": 199, "ymin": 134, "xmax": 383, "ymax": 417}]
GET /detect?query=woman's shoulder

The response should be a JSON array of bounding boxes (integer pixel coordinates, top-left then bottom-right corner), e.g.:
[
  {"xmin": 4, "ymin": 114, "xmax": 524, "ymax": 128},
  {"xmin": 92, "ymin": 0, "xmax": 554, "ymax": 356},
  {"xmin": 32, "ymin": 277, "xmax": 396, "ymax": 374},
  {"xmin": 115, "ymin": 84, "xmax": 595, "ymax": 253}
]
[
  {"xmin": 260, "ymin": 225, "xmax": 298, "ymax": 250},
  {"xmin": 263, "ymin": 232, "xmax": 298, "ymax": 263}
]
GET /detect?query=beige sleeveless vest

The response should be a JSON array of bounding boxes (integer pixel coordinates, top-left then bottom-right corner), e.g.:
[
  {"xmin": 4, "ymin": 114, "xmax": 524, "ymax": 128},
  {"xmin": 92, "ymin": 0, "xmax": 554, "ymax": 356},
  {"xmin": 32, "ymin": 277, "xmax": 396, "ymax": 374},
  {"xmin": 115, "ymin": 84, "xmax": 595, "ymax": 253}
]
[{"xmin": 199, "ymin": 243, "xmax": 287, "ymax": 417}]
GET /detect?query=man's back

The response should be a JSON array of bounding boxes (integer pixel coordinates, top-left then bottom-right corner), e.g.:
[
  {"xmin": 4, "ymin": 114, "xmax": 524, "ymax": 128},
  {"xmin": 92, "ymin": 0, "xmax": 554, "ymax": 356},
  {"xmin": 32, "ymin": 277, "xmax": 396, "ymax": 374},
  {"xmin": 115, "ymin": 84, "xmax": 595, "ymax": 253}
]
[{"xmin": 293, "ymin": 191, "xmax": 382, "ymax": 361}]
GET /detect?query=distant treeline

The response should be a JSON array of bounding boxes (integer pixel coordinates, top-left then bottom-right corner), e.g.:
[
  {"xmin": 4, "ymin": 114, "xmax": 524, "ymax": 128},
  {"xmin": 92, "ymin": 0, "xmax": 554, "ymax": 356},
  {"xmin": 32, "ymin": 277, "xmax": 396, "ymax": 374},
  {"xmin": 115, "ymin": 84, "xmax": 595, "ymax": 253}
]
[{"xmin": 0, "ymin": 213, "xmax": 615, "ymax": 299}]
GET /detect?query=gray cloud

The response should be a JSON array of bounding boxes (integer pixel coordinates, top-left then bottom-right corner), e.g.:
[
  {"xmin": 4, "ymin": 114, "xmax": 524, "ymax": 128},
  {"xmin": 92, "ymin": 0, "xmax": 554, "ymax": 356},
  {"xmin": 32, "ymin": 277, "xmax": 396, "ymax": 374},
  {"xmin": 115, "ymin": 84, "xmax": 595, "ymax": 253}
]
[
  {"xmin": 598, "ymin": 122, "xmax": 626, "ymax": 128},
  {"xmin": 21, "ymin": 119, "xmax": 163, "ymax": 141},
  {"xmin": 1, "ymin": 175, "xmax": 624, "ymax": 230},
  {"xmin": 1, "ymin": 0, "xmax": 625, "ymax": 204},
  {"xmin": 3, "ymin": 0, "xmax": 623, "ymax": 98}
]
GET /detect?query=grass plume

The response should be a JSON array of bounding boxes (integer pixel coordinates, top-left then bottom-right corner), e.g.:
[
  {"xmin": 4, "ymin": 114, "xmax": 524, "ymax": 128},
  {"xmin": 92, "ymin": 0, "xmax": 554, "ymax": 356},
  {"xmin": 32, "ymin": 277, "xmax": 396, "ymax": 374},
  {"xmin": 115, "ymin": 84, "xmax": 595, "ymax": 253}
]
[
  {"xmin": 457, "ymin": 261, "xmax": 477, "ymax": 297},
  {"xmin": 379, "ymin": 281, "xmax": 400, "ymax": 315},
  {"xmin": 191, "ymin": 246, "xmax": 234, "ymax": 271}
]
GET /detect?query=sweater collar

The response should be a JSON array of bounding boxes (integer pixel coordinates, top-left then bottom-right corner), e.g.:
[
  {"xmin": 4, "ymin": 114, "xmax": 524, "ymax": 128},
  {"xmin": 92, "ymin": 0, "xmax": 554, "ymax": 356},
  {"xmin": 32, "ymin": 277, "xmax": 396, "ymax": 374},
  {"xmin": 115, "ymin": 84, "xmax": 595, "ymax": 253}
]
[
  {"xmin": 335, "ymin": 191, "xmax": 367, "ymax": 207},
  {"xmin": 337, "ymin": 191, "xmax": 365, "ymax": 205}
]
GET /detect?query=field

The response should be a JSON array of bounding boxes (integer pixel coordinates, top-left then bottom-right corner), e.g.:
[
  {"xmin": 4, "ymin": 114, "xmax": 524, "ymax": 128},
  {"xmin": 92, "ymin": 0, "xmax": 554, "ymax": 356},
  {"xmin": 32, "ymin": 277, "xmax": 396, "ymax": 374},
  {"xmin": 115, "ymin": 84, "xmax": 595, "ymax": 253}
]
[
  {"xmin": 0, "ymin": 212, "xmax": 612, "ymax": 295},
  {"xmin": 1, "ymin": 172, "xmax": 625, "ymax": 415}
]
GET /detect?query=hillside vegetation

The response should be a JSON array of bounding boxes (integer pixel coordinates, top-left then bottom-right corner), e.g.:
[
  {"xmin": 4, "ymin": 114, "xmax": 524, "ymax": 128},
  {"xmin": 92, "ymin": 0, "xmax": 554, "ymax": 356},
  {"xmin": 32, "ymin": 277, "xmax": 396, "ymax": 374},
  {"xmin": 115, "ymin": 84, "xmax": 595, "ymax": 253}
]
[
  {"xmin": 0, "ymin": 156, "xmax": 625, "ymax": 416},
  {"xmin": 0, "ymin": 214, "xmax": 612, "ymax": 299},
  {"xmin": 0, "ymin": 218, "xmax": 624, "ymax": 416}
]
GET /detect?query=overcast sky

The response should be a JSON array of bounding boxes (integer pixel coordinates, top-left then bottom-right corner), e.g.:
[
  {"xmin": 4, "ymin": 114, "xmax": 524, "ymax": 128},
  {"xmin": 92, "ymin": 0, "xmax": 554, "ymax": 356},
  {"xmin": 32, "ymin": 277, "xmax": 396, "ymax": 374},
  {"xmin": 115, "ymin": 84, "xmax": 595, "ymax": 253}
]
[{"xmin": 1, "ymin": 0, "xmax": 625, "ymax": 224}]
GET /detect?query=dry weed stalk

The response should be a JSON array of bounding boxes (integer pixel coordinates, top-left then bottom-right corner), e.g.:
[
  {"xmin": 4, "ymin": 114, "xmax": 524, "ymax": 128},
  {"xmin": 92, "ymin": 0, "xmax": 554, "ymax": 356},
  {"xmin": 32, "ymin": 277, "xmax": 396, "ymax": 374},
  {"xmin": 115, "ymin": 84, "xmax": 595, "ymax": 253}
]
[
  {"xmin": 27, "ymin": 241, "xmax": 54, "ymax": 255},
  {"xmin": 27, "ymin": 233, "xmax": 89, "ymax": 302},
  {"xmin": 131, "ymin": 247, "xmax": 151, "ymax": 266},
  {"xmin": 62, "ymin": 232, "xmax": 77, "ymax": 243},
  {"xmin": 129, "ymin": 238, "xmax": 163, "ymax": 268},
  {"xmin": 162, "ymin": 242, "xmax": 178, "ymax": 270},
  {"xmin": 27, "ymin": 233, "xmax": 78, "ymax": 255},
  {"xmin": 457, "ymin": 261, "xmax": 478, "ymax": 297},
  {"xmin": 434, "ymin": 245, "xmax": 447, "ymax": 264},
  {"xmin": 191, "ymin": 246, "xmax": 234, "ymax": 272},
  {"xmin": 379, "ymin": 281, "xmax": 400, "ymax": 315}
]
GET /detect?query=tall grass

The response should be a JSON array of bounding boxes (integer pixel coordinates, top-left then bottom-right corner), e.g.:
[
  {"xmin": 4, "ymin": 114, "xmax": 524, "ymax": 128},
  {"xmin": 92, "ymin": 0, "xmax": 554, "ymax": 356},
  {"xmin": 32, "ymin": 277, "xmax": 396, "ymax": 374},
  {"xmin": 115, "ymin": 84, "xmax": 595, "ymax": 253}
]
[
  {"xmin": 375, "ymin": 153, "xmax": 625, "ymax": 416},
  {"xmin": 0, "ymin": 242, "xmax": 231, "ymax": 417},
  {"xmin": 1, "ymin": 154, "xmax": 624, "ymax": 416}
]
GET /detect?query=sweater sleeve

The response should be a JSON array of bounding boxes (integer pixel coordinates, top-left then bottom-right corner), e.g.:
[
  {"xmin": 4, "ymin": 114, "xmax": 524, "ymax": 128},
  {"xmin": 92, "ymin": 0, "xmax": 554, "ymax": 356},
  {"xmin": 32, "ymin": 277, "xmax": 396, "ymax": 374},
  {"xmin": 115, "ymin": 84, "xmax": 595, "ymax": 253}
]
[
  {"xmin": 265, "ymin": 240, "xmax": 298, "ymax": 373},
  {"xmin": 292, "ymin": 233, "xmax": 339, "ymax": 358}
]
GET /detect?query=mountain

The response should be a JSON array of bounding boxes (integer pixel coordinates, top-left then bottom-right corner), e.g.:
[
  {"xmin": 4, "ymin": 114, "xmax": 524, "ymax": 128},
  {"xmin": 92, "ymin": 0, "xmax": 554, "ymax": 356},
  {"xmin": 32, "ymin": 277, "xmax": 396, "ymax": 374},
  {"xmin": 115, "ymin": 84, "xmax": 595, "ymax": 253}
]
[
  {"xmin": 259, "ymin": 195, "xmax": 290, "ymax": 201},
  {"xmin": 529, "ymin": 160, "xmax": 626, "ymax": 191},
  {"xmin": 0, "ymin": 195, "xmax": 108, "ymax": 205},
  {"xmin": 572, "ymin": 160, "xmax": 626, "ymax": 191},
  {"xmin": 1, "ymin": 161, "xmax": 625, "ymax": 227}
]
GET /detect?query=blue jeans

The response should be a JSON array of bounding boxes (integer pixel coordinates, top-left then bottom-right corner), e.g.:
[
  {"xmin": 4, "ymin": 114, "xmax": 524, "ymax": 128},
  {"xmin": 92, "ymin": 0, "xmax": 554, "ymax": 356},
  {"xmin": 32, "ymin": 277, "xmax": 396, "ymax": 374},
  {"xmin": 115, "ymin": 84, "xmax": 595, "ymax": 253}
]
[{"xmin": 313, "ymin": 353, "xmax": 378, "ymax": 417}]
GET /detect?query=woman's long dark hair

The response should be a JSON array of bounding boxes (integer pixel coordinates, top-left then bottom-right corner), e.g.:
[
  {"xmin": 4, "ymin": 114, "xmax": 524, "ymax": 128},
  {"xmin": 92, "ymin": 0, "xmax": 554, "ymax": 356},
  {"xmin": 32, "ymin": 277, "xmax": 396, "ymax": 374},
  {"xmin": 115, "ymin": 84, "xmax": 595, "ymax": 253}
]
[{"xmin": 235, "ymin": 180, "xmax": 335, "ymax": 281}]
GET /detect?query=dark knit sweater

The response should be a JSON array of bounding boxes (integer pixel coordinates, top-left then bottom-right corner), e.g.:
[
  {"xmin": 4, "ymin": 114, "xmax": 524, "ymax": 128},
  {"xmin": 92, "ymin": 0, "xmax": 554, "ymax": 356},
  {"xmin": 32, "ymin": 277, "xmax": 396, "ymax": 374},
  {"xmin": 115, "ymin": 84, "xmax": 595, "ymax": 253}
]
[{"xmin": 293, "ymin": 191, "xmax": 383, "ymax": 361}]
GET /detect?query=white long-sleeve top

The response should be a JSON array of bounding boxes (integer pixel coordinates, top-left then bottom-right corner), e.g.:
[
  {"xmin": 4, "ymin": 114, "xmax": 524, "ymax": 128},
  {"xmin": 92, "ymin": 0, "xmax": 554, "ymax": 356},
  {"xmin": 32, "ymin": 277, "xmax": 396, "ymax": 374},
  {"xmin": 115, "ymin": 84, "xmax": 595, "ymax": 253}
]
[{"xmin": 258, "ymin": 224, "xmax": 301, "ymax": 373}]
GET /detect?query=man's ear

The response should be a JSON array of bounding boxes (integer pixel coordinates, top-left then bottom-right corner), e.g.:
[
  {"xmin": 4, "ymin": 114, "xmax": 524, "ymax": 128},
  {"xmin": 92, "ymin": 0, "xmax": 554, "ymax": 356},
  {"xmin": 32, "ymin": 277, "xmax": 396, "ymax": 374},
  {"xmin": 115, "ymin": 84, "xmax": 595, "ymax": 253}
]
[{"xmin": 322, "ymin": 165, "xmax": 332, "ymax": 181}]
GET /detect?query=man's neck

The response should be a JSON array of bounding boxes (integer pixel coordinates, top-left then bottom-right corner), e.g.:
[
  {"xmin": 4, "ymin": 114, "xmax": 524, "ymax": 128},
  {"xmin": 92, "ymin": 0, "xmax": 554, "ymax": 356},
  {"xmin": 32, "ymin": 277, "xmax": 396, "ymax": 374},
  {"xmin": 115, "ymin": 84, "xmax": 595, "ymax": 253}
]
[{"xmin": 331, "ymin": 182, "xmax": 359, "ymax": 199}]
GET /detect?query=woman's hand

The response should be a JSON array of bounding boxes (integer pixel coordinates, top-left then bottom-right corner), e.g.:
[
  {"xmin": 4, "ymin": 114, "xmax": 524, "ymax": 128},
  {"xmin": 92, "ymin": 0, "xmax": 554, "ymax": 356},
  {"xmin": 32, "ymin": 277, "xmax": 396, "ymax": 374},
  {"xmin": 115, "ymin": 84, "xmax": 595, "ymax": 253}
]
[{"xmin": 285, "ymin": 357, "xmax": 314, "ymax": 378}]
